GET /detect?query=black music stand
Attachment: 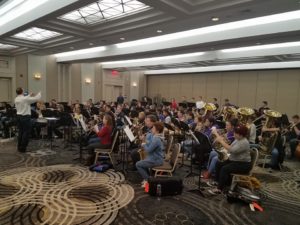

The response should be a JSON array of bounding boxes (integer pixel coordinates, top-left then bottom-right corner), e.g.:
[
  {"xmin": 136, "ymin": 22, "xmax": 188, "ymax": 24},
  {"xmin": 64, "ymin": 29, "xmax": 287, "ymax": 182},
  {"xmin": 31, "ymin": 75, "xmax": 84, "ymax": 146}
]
[
  {"xmin": 187, "ymin": 131, "xmax": 212, "ymax": 197},
  {"xmin": 179, "ymin": 103, "xmax": 187, "ymax": 108},
  {"xmin": 187, "ymin": 102, "xmax": 195, "ymax": 108},
  {"xmin": 41, "ymin": 109, "xmax": 58, "ymax": 150},
  {"xmin": 164, "ymin": 123, "xmax": 175, "ymax": 132},
  {"xmin": 163, "ymin": 101, "xmax": 171, "ymax": 107}
]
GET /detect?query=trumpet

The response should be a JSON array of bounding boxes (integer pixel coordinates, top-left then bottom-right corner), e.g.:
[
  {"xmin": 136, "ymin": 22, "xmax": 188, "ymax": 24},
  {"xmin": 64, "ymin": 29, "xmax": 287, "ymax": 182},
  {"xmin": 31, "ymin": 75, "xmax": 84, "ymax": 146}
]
[{"xmin": 211, "ymin": 127, "xmax": 229, "ymax": 161}]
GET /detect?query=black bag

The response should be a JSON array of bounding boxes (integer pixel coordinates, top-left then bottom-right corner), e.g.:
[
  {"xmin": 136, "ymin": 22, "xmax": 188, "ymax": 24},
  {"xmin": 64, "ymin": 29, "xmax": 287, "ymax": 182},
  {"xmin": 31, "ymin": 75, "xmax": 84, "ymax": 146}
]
[{"xmin": 148, "ymin": 177, "xmax": 183, "ymax": 196}]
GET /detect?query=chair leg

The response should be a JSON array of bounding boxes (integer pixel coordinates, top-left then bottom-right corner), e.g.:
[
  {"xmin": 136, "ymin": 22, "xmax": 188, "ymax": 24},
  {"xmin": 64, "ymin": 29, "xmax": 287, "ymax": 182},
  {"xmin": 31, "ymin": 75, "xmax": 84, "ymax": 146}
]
[
  {"xmin": 94, "ymin": 153, "xmax": 99, "ymax": 164},
  {"xmin": 108, "ymin": 153, "xmax": 115, "ymax": 169},
  {"xmin": 154, "ymin": 171, "xmax": 158, "ymax": 177}
]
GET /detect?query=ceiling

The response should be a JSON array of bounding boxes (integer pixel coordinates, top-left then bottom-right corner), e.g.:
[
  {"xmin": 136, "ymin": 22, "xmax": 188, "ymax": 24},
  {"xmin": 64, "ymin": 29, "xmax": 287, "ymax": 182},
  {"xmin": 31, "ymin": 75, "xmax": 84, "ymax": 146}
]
[{"xmin": 0, "ymin": 0, "xmax": 300, "ymax": 71}]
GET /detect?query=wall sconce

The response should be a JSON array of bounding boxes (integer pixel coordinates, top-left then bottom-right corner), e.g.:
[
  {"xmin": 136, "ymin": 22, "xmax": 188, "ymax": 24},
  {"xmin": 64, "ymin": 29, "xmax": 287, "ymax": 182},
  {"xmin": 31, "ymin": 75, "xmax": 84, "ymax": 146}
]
[
  {"xmin": 132, "ymin": 82, "xmax": 137, "ymax": 87},
  {"xmin": 34, "ymin": 73, "xmax": 41, "ymax": 80},
  {"xmin": 85, "ymin": 78, "xmax": 91, "ymax": 84}
]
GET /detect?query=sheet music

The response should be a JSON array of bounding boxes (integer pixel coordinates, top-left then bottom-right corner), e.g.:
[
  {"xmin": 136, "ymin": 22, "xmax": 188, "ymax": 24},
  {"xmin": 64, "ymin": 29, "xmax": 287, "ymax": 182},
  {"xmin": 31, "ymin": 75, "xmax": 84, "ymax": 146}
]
[
  {"xmin": 78, "ymin": 116, "xmax": 88, "ymax": 132},
  {"xmin": 124, "ymin": 125, "xmax": 136, "ymax": 142},
  {"xmin": 124, "ymin": 115, "xmax": 132, "ymax": 126}
]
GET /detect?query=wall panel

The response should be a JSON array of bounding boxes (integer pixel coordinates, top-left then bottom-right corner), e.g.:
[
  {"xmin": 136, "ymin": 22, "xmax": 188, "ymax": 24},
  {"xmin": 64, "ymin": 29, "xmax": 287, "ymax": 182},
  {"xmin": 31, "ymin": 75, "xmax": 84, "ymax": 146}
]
[
  {"xmin": 237, "ymin": 71, "xmax": 257, "ymax": 107},
  {"xmin": 146, "ymin": 69, "xmax": 300, "ymax": 117},
  {"xmin": 206, "ymin": 73, "xmax": 221, "ymax": 103}
]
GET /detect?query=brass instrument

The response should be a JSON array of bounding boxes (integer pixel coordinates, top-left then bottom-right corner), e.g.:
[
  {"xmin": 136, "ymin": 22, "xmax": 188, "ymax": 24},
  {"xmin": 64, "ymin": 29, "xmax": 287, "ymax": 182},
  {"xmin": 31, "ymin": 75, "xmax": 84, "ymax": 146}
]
[
  {"xmin": 264, "ymin": 110, "xmax": 282, "ymax": 128},
  {"xmin": 282, "ymin": 121, "xmax": 300, "ymax": 136},
  {"xmin": 223, "ymin": 106, "xmax": 238, "ymax": 121},
  {"xmin": 211, "ymin": 127, "xmax": 229, "ymax": 161},
  {"xmin": 259, "ymin": 110, "xmax": 282, "ymax": 154},
  {"xmin": 237, "ymin": 107, "xmax": 255, "ymax": 126},
  {"xmin": 203, "ymin": 103, "xmax": 217, "ymax": 116}
]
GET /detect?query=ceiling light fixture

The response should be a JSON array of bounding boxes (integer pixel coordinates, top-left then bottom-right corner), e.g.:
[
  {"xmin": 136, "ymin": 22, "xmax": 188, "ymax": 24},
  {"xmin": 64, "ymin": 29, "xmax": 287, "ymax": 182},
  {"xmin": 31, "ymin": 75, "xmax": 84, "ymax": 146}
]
[
  {"xmin": 221, "ymin": 41, "xmax": 300, "ymax": 53},
  {"xmin": 116, "ymin": 10, "xmax": 300, "ymax": 48},
  {"xmin": 0, "ymin": 0, "xmax": 49, "ymax": 26},
  {"xmin": 102, "ymin": 52, "xmax": 204, "ymax": 65},
  {"xmin": 211, "ymin": 17, "xmax": 219, "ymax": 21},
  {"xmin": 13, "ymin": 27, "xmax": 62, "ymax": 41},
  {"xmin": 55, "ymin": 46, "xmax": 106, "ymax": 58},
  {"xmin": 89, "ymin": 42, "xmax": 94, "ymax": 46},
  {"xmin": 0, "ymin": 43, "xmax": 18, "ymax": 49},
  {"xmin": 120, "ymin": 37, "xmax": 125, "ymax": 41},
  {"xmin": 157, "ymin": 30, "xmax": 163, "ymax": 33},
  {"xmin": 0, "ymin": 0, "xmax": 25, "ymax": 16}
]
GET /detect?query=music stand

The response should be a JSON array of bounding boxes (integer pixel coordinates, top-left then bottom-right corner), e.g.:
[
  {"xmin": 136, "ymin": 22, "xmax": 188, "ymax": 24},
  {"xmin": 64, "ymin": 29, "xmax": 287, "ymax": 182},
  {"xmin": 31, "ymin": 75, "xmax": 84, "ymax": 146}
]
[
  {"xmin": 164, "ymin": 123, "xmax": 175, "ymax": 131},
  {"xmin": 187, "ymin": 131, "xmax": 212, "ymax": 197},
  {"xmin": 187, "ymin": 102, "xmax": 196, "ymax": 108},
  {"xmin": 42, "ymin": 109, "xmax": 59, "ymax": 150},
  {"xmin": 163, "ymin": 101, "xmax": 171, "ymax": 106},
  {"xmin": 179, "ymin": 103, "xmax": 187, "ymax": 108}
]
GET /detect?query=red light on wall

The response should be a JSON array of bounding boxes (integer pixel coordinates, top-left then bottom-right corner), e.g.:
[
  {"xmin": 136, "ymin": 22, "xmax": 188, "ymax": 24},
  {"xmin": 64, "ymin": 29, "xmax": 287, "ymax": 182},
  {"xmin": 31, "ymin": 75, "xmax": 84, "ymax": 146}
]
[{"xmin": 111, "ymin": 70, "xmax": 119, "ymax": 76}]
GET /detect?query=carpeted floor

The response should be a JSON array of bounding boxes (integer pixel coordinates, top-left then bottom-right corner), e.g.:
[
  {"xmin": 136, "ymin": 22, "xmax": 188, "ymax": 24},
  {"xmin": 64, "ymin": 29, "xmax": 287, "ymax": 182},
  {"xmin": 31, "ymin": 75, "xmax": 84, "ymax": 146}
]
[{"xmin": 0, "ymin": 138, "xmax": 299, "ymax": 225}]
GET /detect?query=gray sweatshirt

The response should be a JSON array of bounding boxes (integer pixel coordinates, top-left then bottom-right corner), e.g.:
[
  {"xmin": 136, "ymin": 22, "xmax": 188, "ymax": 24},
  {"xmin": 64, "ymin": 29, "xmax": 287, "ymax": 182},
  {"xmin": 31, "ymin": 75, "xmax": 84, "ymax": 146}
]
[{"xmin": 228, "ymin": 138, "xmax": 251, "ymax": 162}]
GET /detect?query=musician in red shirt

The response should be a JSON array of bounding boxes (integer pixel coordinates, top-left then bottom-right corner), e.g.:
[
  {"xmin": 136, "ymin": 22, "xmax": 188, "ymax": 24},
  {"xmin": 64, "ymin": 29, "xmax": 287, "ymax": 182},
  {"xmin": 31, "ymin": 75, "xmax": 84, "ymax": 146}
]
[
  {"xmin": 85, "ymin": 114, "xmax": 113, "ymax": 166},
  {"xmin": 171, "ymin": 98, "xmax": 178, "ymax": 110}
]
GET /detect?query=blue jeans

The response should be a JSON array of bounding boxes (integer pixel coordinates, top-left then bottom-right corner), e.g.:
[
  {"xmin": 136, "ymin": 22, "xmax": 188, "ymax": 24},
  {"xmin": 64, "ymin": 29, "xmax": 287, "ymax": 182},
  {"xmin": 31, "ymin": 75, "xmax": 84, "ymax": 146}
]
[
  {"xmin": 136, "ymin": 159, "xmax": 162, "ymax": 180},
  {"xmin": 88, "ymin": 137, "xmax": 101, "ymax": 145},
  {"xmin": 270, "ymin": 148, "xmax": 279, "ymax": 168},
  {"xmin": 182, "ymin": 140, "xmax": 193, "ymax": 156},
  {"xmin": 207, "ymin": 150, "xmax": 218, "ymax": 174}
]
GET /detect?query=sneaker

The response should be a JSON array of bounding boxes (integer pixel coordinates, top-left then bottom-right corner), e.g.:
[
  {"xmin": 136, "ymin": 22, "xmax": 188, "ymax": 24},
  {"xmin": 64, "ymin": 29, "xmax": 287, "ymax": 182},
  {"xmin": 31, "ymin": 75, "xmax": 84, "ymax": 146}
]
[
  {"xmin": 206, "ymin": 180, "xmax": 218, "ymax": 187},
  {"xmin": 203, "ymin": 171, "xmax": 211, "ymax": 179},
  {"xmin": 208, "ymin": 188, "xmax": 221, "ymax": 195},
  {"xmin": 141, "ymin": 180, "xmax": 147, "ymax": 188}
]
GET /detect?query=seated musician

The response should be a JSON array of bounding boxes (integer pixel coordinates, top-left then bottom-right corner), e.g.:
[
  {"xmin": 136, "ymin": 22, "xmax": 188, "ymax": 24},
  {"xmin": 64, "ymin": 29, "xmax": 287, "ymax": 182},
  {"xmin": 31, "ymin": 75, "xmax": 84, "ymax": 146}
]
[
  {"xmin": 177, "ymin": 110, "xmax": 186, "ymax": 122},
  {"xmin": 259, "ymin": 120, "xmax": 284, "ymax": 169},
  {"xmin": 287, "ymin": 115, "xmax": 300, "ymax": 159},
  {"xmin": 258, "ymin": 101, "xmax": 269, "ymax": 116},
  {"xmin": 248, "ymin": 115, "xmax": 257, "ymax": 145},
  {"xmin": 204, "ymin": 118, "xmax": 238, "ymax": 179},
  {"xmin": 186, "ymin": 111, "xmax": 195, "ymax": 127},
  {"xmin": 136, "ymin": 122, "xmax": 165, "ymax": 187},
  {"xmin": 202, "ymin": 117, "xmax": 215, "ymax": 137},
  {"xmin": 182, "ymin": 116, "xmax": 203, "ymax": 159},
  {"xmin": 85, "ymin": 114, "xmax": 113, "ymax": 166},
  {"xmin": 130, "ymin": 114, "xmax": 157, "ymax": 168},
  {"xmin": 208, "ymin": 125, "xmax": 252, "ymax": 194},
  {"xmin": 162, "ymin": 109, "xmax": 171, "ymax": 124}
]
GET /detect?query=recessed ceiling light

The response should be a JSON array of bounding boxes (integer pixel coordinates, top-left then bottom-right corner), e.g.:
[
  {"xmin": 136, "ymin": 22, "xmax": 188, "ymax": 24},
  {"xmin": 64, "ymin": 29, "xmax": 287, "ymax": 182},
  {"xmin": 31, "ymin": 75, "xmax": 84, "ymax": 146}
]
[
  {"xmin": 211, "ymin": 17, "xmax": 219, "ymax": 22},
  {"xmin": 13, "ymin": 27, "xmax": 62, "ymax": 42},
  {"xmin": 120, "ymin": 37, "xmax": 125, "ymax": 41},
  {"xmin": 89, "ymin": 42, "xmax": 94, "ymax": 46},
  {"xmin": 69, "ymin": 46, "xmax": 74, "ymax": 49},
  {"xmin": 256, "ymin": 42, "xmax": 261, "ymax": 45},
  {"xmin": 157, "ymin": 30, "xmax": 163, "ymax": 33}
]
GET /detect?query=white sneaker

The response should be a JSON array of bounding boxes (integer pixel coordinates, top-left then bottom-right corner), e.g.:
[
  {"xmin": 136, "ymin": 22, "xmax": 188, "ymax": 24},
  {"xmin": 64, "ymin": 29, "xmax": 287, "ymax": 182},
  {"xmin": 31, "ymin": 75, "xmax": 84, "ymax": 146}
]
[{"xmin": 141, "ymin": 180, "xmax": 147, "ymax": 188}]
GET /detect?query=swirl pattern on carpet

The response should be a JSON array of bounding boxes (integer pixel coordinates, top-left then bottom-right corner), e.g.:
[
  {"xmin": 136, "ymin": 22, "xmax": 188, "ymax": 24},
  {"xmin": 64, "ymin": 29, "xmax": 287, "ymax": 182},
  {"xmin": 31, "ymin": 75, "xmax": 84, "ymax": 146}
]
[{"xmin": 0, "ymin": 165, "xmax": 134, "ymax": 225}]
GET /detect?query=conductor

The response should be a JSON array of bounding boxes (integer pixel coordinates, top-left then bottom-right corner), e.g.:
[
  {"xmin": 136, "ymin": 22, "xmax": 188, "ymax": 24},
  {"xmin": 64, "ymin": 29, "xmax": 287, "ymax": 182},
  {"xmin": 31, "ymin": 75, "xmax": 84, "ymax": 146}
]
[{"xmin": 14, "ymin": 87, "xmax": 41, "ymax": 152}]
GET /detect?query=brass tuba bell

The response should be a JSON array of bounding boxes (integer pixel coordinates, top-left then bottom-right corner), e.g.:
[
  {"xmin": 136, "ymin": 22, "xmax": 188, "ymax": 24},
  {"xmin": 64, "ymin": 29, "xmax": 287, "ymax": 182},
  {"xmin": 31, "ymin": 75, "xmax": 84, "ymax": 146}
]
[
  {"xmin": 263, "ymin": 109, "xmax": 282, "ymax": 128},
  {"xmin": 223, "ymin": 106, "xmax": 238, "ymax": 121},
  {"xmin": 237, "ymin": 107, "xmax": 255, "ymax": 126},
  {"xmin": 203, "ymin": 103, "xmax": 217, "ymax": 117}
]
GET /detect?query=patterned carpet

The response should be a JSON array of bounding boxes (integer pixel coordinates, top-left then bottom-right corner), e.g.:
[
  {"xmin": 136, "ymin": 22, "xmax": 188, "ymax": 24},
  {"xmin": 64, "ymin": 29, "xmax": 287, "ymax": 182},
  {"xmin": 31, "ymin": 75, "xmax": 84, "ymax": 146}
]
[{"xmin": 0, "ymin": 138, "xmax": 300, "ymax": 225}]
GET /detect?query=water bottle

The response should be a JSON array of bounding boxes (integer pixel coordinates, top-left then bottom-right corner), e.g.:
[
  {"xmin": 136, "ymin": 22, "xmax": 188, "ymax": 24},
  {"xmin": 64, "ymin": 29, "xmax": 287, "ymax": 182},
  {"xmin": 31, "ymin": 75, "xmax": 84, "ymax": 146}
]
[{"xmin": 157, "ymin": 184, "xmax": 162, "ymax": 200}]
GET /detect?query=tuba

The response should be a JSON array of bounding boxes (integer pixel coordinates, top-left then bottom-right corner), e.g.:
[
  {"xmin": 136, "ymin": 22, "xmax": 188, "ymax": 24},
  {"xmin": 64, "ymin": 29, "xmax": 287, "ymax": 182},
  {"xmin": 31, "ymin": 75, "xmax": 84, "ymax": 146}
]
[
  {"xmin": 203, "ymin": 103, "xmax": 217, "ymax": 117},
  {"xmin": 237, "ymin": 107, "xmax": 255, "ymax": 126},
  {"xmin": 223, "ymin": 106, "xmax": 238, "ymax": 122},
  {"xmin": 259, "ymin": 110, "xmax": 282, "ymax": 154},
  {"xmin": 264, "ymin": 110, "xmax": 282, "ymax": 128}
]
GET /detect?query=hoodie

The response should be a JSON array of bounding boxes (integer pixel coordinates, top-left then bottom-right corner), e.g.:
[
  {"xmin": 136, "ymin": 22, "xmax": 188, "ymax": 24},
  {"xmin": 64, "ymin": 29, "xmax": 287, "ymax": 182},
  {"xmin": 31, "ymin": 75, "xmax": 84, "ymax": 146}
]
[{"xmin": 142, "ymin": 133, "xmax": 165, "ymax": 164}]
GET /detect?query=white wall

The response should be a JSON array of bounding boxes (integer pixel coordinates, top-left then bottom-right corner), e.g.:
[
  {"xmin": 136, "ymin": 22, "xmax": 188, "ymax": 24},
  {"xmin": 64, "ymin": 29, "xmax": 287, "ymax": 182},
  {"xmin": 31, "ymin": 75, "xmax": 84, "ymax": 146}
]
[
  {"xmin": 28, "ymin": 55, "xmax": 47, "ymax": 101},
  {"xmin": 81, "ymin": 63, "xmax": 95, "ymax": 103}
]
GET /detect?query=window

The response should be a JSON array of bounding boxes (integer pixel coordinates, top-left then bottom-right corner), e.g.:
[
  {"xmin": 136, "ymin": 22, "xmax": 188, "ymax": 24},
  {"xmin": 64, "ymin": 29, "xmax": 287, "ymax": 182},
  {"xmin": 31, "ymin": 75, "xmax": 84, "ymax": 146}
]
[
  {"xmin": 13, "ymin": 27, "xmax": 62, "ymax": 41},
  {"xmin": 59, "ymin": 0, "xmax": 149, "ymax": 25}
]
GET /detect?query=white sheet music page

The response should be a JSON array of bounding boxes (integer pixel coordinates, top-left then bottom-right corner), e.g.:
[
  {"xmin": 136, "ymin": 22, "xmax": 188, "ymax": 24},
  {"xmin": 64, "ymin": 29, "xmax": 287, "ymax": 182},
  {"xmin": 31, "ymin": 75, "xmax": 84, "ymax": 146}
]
[
  {"xmin": 124, "ymin": 125, "xmax": 136, "ymax": 142},
  {"xmin": 125, "ymin": 116, "xmax": 132, "ymax": 126}
]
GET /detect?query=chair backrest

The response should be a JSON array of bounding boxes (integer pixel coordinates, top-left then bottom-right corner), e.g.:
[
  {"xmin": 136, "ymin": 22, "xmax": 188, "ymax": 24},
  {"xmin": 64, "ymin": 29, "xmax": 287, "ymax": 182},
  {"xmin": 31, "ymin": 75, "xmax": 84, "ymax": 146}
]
[
  {"xmin": 249, "ymin": 148, "xmax": 259, "ymax": 175},
  {"xmin": 165, "ymin": 135, "xmax": 174, "ymax": 156},
  {"xmin": 109, "ymin": 130, "xmax": 119, "ymax": 153},
  {"xmin": 170, "ymin": 143, "xmax": 181, "ymax": 171}
]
